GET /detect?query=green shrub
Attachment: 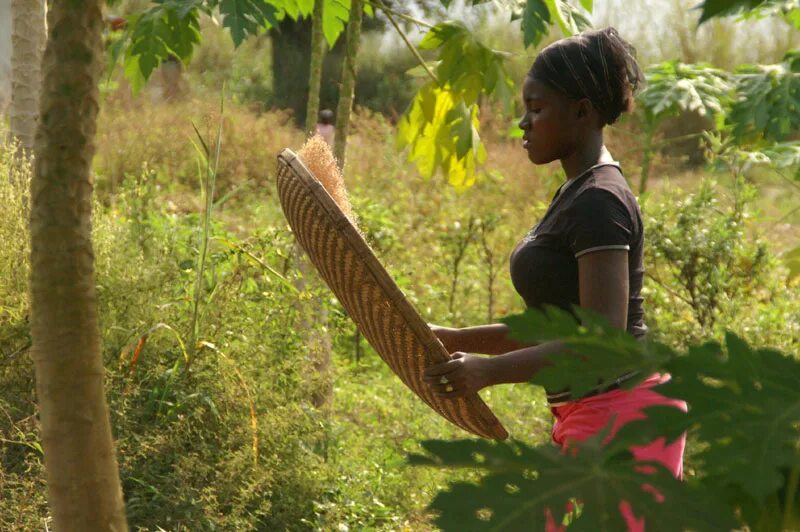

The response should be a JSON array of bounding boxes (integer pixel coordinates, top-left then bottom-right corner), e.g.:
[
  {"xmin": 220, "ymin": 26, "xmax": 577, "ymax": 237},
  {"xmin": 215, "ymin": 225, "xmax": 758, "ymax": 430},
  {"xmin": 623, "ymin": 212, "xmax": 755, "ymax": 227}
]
[{"xmin": 644, "ymin": 178, "xmax": 798, "ymax": 351}]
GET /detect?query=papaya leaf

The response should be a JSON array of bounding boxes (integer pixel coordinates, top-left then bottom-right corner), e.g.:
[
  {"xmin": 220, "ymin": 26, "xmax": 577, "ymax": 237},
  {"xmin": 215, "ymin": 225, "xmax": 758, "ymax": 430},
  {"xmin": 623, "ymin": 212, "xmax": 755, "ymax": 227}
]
[
  {"xmin": 501, "ymin": 306, "xmax": 674, "ymax": 397},
  {"xmin": 696, "ymin": 0, "xmax": 794, "ymax": 24},
  {"xmin": 697, "ymin": 0, "xmax": 766, "ymax": 24},
  {"xmin": 521, "ymin": 0, "xmax": 551, "ymax": 48},
  {"xmin": 217, "ymin": 0, "xmax": 281, "ymax": 46},
  {"xmin": 418, "ymin": 21, "xmax": 465, "ymax": 50},
  {"xmin": 725, "ymin": 141, "xmax": 800, "ymax": 178},
  {"xmin": 124, "ymin": 2, "xmax": 203, "ymax": 91},
  {"xmin": 322, "ymin": 0, "xmax": 350, "ymax": 47},
  {"xmin": 736, "ymin": 0, "xmax": 800, "ymax": 23},
  {"xmin": 279, "ymin": 0, "xmax": 314, "ymax": 19},
  {"xmin": 729, "ymin": 55, "xmax": 800, "ymax": 143},
  {"xmin": 447, "ymin": 102, "xmax": 475, "ymax": 159},
  {"xmin": 654, "ymin": 333, "xmax": 800, "ymax": 501},
  {"xmin": 543, "ymin": 0, "xmax": 592, "ymax": 36},
  {"xmin": 412, "ymin": 434, "xmax": 737, "ymax": 531},
  {"xmin": 400, "ymin": 22, "xmax": 511, "ymax": 187},
  {"xmin": 636, "ymin": 61, "xmax": 734, "ymax": 128}
]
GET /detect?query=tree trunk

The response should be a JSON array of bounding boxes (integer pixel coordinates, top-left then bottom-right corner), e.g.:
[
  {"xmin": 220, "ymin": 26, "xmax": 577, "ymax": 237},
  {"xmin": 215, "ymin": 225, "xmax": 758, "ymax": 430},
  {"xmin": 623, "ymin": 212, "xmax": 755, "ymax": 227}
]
[
  {"xmin": 271, "ymin": 15, "xmax": 346, "ymax": 128},
  {"xmin": 305, "ymin": 0, "xmax": 326, "ymax": 135},
  {"xmin": 295, "ymin": 0, "xmax": 334, "ymax": 411},
  {"xmin": 271, "ymin": 16, "xmax": 313, "ymax": 125},
  {"xmin": 0, "ymin": 0, "xmax": 11, "ymax": 116},
  {"xmin": 333, "ymin": 0, "xmax": 363, "ymax": 170},
  {"xmin": 10, "ymin": 0, "xmax": 46, "ymax": 153},
  {"xmin": 31, "ymin": 2, "xmax": 128, "ymax": 530}
]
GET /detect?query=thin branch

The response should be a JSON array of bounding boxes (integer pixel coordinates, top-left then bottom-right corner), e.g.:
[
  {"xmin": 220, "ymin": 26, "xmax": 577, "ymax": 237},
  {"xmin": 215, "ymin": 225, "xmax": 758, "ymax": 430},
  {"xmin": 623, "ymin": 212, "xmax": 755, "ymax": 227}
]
[
  {"xmin": 773, "ymin": 204, "xmax": 800, "ymax": 227},
  {"xmin": 373, "ymin": 0, "xmax": 440, "ymax": 86},
  {"xmin": 773, "ymin": 166, "xmax": 800, "ymax": 194},
  {"xmin": 3, "ymin": 341, "xmax": 32, "ymax": 360},
  {"xmin": 645, "ymin": 271, "xmax": 694, "ymax": 306},
  {"xmin": 363, "ymin": 0, "xmax": 435, "ymax": 29}
]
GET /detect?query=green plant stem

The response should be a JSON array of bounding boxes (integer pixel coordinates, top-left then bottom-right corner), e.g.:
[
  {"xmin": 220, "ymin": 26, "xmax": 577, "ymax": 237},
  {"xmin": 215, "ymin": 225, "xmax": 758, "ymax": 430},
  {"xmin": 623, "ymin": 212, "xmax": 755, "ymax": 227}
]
[
  {"xmin": 374, "ymin": 0, "xmax": 440, "ymax": 86},
  {"xmin": 188, "ymin": 91, "xmax": 224, "ymax": 368},
  {"xmin": 213, "ymin": 236, "xmax": 298, "ymax": 293},
  {"xmin": 363, "ymin": 0, "xmax": 434, "ymax": 29},
  {"xmin": 639, "ymin": 123, "xmax": 656, "ymax": 194}
]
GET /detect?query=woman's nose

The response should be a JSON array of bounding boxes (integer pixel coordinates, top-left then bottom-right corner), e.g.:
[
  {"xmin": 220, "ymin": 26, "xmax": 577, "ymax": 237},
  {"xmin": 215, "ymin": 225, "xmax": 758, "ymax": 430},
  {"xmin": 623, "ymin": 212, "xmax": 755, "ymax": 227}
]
[{"xmin": 518, "ymin": 114, "xmax": 528, "ymax": 130}]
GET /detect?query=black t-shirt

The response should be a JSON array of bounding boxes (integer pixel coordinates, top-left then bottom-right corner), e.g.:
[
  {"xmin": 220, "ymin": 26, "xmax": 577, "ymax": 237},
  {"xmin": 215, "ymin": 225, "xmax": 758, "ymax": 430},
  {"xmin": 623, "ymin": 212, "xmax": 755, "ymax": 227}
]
[{"xmin": 509, "ymin": 163, "xmax": 647, "ymax": 338}]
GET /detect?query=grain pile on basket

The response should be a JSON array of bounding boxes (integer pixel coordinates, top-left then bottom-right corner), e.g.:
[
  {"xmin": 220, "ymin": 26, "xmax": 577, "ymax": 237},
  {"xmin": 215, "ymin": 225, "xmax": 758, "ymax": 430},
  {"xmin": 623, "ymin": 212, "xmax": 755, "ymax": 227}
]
[{"xmin": 276, "ymin": 139, "xmax": 507, "ymax": 440}]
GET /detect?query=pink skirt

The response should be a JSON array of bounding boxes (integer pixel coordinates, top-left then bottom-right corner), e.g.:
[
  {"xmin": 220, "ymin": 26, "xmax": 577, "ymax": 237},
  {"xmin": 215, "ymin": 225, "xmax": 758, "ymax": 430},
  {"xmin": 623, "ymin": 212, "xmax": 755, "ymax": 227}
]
[{"xmin": 545, "ymin": 373, "xmax": 687, "ymax": 531}]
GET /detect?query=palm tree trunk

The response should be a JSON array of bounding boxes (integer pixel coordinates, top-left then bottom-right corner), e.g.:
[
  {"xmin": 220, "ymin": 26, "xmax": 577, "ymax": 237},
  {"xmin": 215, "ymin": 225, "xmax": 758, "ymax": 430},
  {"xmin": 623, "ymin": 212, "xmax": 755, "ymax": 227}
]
[
  {"xmin": 305, "ymin": 0, "xmax": 326, "ymax": 136},
  {"xmin": 333, "ymin": 0, "xmax": 363, "ymax": 170},
  {"xmin": 10, "ymin": 0, "xmax": 46, "ymax": 153},
  {"xmin": 31, "ymin": 2, "xmax": 128, "ymax": 530}
]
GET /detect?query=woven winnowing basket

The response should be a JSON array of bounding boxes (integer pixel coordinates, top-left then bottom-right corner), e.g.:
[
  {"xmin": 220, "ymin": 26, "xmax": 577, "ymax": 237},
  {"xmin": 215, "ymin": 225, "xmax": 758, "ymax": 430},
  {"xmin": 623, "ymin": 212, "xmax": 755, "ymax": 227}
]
[{"xmin": 276, "ymin": 149, "xmax": 508, "ymax": 440}]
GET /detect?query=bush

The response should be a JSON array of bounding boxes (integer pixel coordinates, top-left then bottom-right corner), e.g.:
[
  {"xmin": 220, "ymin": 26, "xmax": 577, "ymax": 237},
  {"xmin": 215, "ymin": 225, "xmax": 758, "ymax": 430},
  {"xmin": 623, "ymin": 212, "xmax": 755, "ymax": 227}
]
[{"xmin": 644, "ymin": 178, "xmax": 798, "ymax": 351}]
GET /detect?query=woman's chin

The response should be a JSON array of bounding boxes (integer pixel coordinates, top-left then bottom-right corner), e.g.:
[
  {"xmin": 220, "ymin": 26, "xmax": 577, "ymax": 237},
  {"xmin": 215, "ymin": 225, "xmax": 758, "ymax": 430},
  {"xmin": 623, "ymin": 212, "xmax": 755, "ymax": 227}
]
[{"xmin": 527, "ymin": 150, "xmax": 552, "ymax": 165}]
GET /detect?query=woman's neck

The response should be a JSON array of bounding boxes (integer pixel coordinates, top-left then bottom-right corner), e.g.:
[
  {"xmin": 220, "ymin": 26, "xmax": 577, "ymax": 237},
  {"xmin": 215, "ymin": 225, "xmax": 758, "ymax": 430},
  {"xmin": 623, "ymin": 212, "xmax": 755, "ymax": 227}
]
[{"xmin": 559, "ymin": 132, "xmax": 613, "ymax": 181}]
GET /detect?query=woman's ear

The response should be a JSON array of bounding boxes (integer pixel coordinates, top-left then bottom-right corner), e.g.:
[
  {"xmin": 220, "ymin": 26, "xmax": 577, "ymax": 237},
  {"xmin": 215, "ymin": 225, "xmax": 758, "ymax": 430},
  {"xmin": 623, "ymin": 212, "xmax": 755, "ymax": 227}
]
[{"xmin": 576, "ymin": 98, "xmax": 593, "ymax": 119}]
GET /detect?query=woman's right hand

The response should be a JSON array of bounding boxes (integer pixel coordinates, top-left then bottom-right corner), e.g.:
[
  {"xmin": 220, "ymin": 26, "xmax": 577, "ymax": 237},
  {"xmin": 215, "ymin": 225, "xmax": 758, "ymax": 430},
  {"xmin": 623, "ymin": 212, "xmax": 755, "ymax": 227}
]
[{"xmin": 428, "ymin": 324, "xmax": 463, "ymax": 354}]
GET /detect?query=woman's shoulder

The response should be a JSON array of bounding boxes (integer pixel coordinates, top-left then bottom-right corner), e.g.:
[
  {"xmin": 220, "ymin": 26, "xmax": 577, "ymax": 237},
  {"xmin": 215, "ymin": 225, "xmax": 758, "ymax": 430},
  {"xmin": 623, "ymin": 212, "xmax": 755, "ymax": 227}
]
[{"xmin": 574, "ymin": 165, "xmax": 639, "ymax": 210}]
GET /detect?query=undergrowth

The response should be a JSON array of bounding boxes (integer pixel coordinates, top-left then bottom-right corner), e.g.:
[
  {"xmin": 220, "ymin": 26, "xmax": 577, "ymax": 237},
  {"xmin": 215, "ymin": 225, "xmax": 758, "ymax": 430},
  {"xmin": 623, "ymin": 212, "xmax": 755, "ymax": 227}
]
[{"xmin": 0, "ymin": 94, "xmax": 797, "ymax": 529}]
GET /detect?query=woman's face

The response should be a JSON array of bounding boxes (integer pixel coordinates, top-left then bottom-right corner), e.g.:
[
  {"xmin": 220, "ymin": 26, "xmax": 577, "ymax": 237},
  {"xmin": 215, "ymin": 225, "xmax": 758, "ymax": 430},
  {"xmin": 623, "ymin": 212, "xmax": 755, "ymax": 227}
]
[{"xmin": 518, "ymin": 76, "xmax": 581, "ymax": 165}]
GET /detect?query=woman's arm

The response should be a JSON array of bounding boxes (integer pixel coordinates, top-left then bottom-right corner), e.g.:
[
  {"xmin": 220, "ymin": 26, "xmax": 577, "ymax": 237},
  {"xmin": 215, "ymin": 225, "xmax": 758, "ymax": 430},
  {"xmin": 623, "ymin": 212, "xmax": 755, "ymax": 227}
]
[
  {"xmin": 424, "ymin": 249, "xmax": 629, "ymax": 397},
  {"xmin": 430, "ymin": 323, "xmax": 535, "ymax": 356}
]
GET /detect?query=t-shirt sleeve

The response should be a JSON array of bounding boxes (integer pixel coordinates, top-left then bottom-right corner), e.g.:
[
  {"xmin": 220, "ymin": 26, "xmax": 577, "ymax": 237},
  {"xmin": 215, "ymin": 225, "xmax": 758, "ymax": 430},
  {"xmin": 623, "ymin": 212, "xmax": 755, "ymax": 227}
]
[{"xmin": 564, "ymin": 188, "xmax": 634, "ymax": 258}]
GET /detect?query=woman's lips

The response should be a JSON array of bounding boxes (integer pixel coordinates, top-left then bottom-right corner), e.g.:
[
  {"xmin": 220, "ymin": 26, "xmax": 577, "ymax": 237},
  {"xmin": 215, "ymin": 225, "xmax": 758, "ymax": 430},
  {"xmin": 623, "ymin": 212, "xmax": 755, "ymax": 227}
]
[{"xmin": 523, "ymin": 139, "xmax": 530, "ymax": 148}]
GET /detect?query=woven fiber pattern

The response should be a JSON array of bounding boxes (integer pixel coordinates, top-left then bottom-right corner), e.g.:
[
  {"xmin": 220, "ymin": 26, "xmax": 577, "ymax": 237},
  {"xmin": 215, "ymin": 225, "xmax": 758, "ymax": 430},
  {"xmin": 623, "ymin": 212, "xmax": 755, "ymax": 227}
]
[{"xmin": 277, "ymin": 149, "xmax": 508, "ymax": 440}]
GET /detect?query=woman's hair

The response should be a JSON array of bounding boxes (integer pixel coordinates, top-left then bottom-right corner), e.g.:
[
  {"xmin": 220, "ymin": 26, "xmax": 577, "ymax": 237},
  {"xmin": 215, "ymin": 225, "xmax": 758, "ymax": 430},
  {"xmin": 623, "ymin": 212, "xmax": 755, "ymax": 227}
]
[{"xmin": 528, "ymin": 27, "xmax": 644, "ymax": 126}]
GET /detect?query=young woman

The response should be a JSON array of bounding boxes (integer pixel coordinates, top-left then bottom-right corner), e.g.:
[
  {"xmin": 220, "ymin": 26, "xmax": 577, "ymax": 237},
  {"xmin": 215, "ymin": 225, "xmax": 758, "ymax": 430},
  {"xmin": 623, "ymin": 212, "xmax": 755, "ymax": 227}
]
[{"xmin": 423, "ymin": 27, "xmax": 686, "ymax": 530}]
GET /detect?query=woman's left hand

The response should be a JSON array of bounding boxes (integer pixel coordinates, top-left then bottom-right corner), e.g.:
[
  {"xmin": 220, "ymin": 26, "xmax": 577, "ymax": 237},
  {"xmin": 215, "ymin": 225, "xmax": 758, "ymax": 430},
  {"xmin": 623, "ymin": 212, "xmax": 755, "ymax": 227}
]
[{"xmin": 422, "ymin": 352, "xmax": 491, "ymax": 398}]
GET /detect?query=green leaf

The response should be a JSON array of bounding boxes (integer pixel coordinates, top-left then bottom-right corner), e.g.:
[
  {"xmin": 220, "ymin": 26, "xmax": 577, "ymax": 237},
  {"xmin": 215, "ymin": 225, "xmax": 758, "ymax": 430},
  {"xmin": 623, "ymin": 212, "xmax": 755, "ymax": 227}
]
[
  {"xmin": 636, "ymin": 61, "xmax": 734, "ymax": 128},
  {"xmin": 656, "ymin": 334, "xmax": 800, "ymax": 501},
  {"xmin": 521, "ymin": 0, "xmax": 551, "ymax": 48},
  {"xmin": 501, "ymin": 306, "xmax": 674, "ymax": 398},
  {"xmin": 218, "ymin": 0, "xmax": 281, "ymax": 47},
  {"xmin": 447, "ymin": 102, "xmax": 474, "ymax": 159},
  {"xmin": 787, "ymin": 6, "xmax": 800, "ymax": 29},
  {"xmin": 697, "ymin": 0, "xmax": 770, "ymax": 24},
  {"xmin": 543, "ymin": 0, "xmax": 592, "ymax": 36},
  {"xmin": 728, "ymin": 57, "xmax": 800, "ymax": 143},
  {"xmin": 123, "ymin": 2, "xmax": 202, "ymax": 91},
  {"xmin": 400, "ymin": 23, "xmax": 511, "ymax": 187},
  {"xmin": 398, "ymin": 83, "xmax": 486, "ymax": 189},
  {"xmin": 281, "ymin": 0, "xmax": 314, "ymax": 19},
  {"xmin": 418, "ymin": 21, "xmax": 466, "ymax": 50},
  {"xmin": 322, "ymin": 0, "xmax": 350, "ymax": 47},
  {"xmin": 413, "ymin": 435, "xmax": 738, "ymax": 531}
]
